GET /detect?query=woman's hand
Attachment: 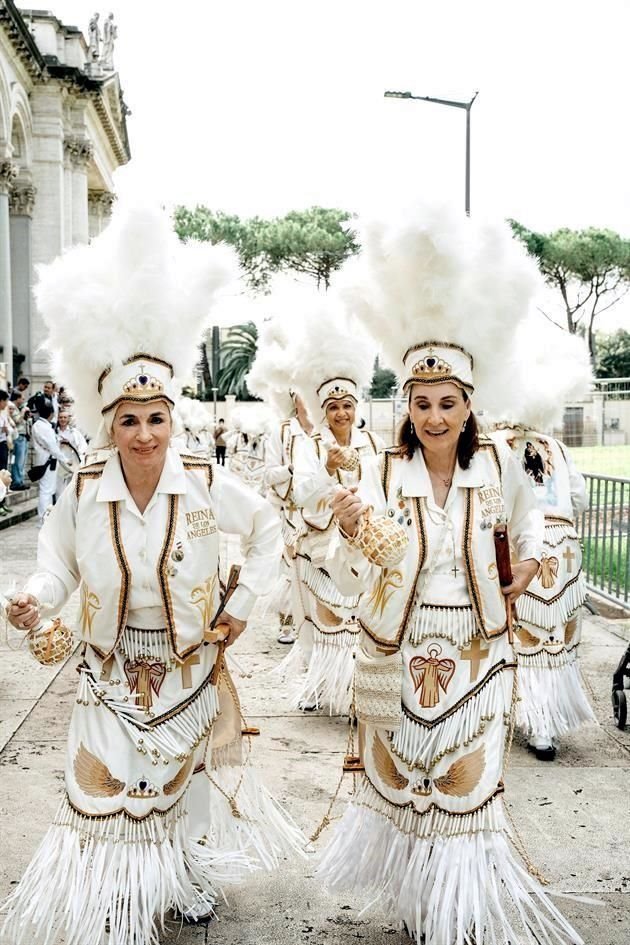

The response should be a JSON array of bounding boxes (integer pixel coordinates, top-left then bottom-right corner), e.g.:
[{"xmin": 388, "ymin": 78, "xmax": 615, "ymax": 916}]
[
  {"xmin": 502, "ymin": 559, "xmax": 539, "ymax": 604},
  {"xmin": 214, "ymin": 612, "xmax": 247, "ymax": 648},
  {"xmin": 325, "ymin": 446, "xmax": 346, "ymax": 476},
  {"xmin": 7, "ymin": 593, "xmax": 41, "ymax": 631},
  {"xmin": 332, "ymin": 487, "xmax": 365, "ymax": 539}
]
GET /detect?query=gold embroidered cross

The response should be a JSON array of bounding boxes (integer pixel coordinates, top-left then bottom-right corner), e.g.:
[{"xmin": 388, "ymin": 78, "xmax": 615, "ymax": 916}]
[
  {"xmin": 180, "ymin": 652, "xmax": 200, "ymax": 689},
  {"xmin": 460, "ymin": 637, "xmax": 489, "ymax": 682},
  {"xmin": 562, "ymin": 546, "xmax": 576, "ymax": 573}
]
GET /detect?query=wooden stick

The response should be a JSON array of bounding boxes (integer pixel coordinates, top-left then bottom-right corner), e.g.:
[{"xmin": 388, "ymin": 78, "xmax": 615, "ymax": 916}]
[
  {"xmin": 494, "ymin": 524, "xmax": 515, "ymax": 644},
  {"xmin": 209, "ymin": 565, "xmax": 241, "ymax": 685}
]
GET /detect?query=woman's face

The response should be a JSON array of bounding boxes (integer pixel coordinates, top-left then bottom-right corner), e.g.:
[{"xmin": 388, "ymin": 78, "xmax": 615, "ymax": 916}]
[
  {"xmin": 58, "ymin": 411, "xmax": 70, "ymax": 430},
  {"xmin": 408, "ymin": 382, "xmax": 471, "ymax": 455},
  {"xmin": 111, "ymin": 400, "xmax": 172, "ymax": 474},
  {"xmin": 325, "ymin": 398, "xmax": 356, "ymax": 440}
]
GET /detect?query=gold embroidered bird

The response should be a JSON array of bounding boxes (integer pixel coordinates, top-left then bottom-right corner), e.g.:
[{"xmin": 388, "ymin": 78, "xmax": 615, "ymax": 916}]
[
  {"xmin": 516, "ymin": 626, "xmax": 541, "ymax": 649},
  {"xmin": 316, "ymin": 601, "xmax": 344, "ymax": 627},
  {"xmin": 538, "ymin": 555, "xmax": 559, "ymax": 589},
  {"xmin": 372, "ymin": 732, "xmax": 409, "ymax": 791},
  {"xmin": 409, "ymin": 644, "xmax": 456, "ymax": 708},
  {"xmin": 74, "ymin": 743, "xmax": 125, "ymax": 798}
]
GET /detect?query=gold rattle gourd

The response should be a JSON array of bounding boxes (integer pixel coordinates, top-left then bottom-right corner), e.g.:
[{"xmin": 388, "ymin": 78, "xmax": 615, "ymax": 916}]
[
  {"xmin": 27, "ymin": 618, "xmax": 74, "ymax": 666},
  {"xmin": 351, "ymin": 507, "xmax": 409, "ymax": 567}
]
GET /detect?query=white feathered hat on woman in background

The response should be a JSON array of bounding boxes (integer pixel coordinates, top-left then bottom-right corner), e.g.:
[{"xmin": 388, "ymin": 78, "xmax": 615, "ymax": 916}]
[
  {"xmin": 338, "ymin": 200, "xmax": 543, "ymax": 421},
  {"xmin": 35, "ymin": 204, "xmax": 241, "ymax": 448},
  {"xmin": 288, "ymin": 290, "xmax": 375, "ymax": 427}
]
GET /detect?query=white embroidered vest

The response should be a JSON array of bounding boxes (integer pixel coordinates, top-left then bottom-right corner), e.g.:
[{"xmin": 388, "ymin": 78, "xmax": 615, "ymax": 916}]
[
  {"xmin": 358, "ymin": 442, "xmax": 511, "ymax": 647},
  {"xmin": 74, "ymin": 456, "xmax": 220, "ymax": 662}
]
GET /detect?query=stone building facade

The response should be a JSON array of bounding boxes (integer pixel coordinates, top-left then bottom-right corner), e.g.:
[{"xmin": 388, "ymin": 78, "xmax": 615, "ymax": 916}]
[{"xmin": 0, "ymin": 1, "xmax": 130, "ymax": 387}]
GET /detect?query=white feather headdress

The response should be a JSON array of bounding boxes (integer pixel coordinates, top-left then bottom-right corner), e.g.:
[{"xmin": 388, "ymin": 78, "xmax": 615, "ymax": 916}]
[
  {"xmin": 173, "ymin": 396, "xmax": 213, "ymax": 436},
  {"xmin": 496, "ymin": 318, "xmax": 593, "ymax": 431},
  {"xmin": 289, "ymin": 290, "xmax": 375, "ymax": 422},
  {"xmin": 245, "ymin": 317, "xmax": 299, "ymax": 418},
  {"xmin": 35, "ymin": 204, "xmax": 241, "ymax": 439},
  {"xmin": 338, "ymin": 202, "xmax": 543, "ymax": 417}
]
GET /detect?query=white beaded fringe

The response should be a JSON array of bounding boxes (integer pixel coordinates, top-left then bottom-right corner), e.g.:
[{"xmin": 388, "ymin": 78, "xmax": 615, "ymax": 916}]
[
  {"xmin": 516, "ymin": 574, "xmax": 586, "ymax": 632},
  {"xmin": 517, "ymin": 647, "xmax": 596, "ymax": 740},
  {"xmin": 297, "ymin": 555, "xmax": 361, "ymax": 609},
  {"xmin": 317, "ymin": 780, "xmax": 584, "ymax": 945},
  {"xmin": 408, "ymin": 603, "xmax": 478, "ymax": 648}
]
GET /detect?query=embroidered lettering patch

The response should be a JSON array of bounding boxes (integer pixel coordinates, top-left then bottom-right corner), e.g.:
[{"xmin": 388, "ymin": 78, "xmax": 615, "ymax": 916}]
[{"xmin": 185, "ymin": 507, "xmax": 217, "ymax": 540}]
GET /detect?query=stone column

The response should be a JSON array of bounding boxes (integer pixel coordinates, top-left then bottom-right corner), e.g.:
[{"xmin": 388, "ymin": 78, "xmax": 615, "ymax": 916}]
[
  {"xmin": 99, "ymin": 191, "xmax": 116, "ymax": 231},
  {"xmin": 0, "ymin": 161, "xmax": 18, "ymax": 386},
  {"xmin": 87, "ymin": 189, "xmax": 101, "ymax": 239},
  {"xmin": 67, "ymin": 137, "xmax": 93, "ymax": 245},
  {"xmin": 9, "ymin": 185, "xmax": 36, "ymax": 378},
  {"xmin": 30, "ymin": 86, "xmax": 65, "ymax": 384},
  {"xmin": 63, "ymin": 139, "xmax": 73, "ymax": 248}
]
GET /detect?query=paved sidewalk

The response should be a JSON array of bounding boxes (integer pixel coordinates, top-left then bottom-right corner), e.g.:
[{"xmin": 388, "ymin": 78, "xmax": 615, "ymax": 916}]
[{"xmin": 0, "ymin": 517, "xmax": 629, "ymax": 945}]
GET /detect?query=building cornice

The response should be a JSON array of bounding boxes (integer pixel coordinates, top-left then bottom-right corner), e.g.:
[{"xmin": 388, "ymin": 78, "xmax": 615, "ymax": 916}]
[{"xmin": 0, "ymin": 0, "xmax": 47, "ymax": 79}]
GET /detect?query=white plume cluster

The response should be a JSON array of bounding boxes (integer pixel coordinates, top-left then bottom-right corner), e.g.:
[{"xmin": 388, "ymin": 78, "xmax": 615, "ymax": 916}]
[
  {"xmin": 337, "ymin": 202, "xmax": 544, "ymax": 417},
  {"xmin": 173, "ymin": 396, "xmax": 213, "ymax": 436},
  {"xmin": 34, "ymin": 204, "xmax": 241, "ymax": 436},
  {"xmin": 228, "ymin": 405, "xmax": 272, "ymax": 438},
  {"xmin": 290, "ymin": 290, "xmax": 376, "ymax": 422},
  {"xmin": 245, "ymin": 317, "xmax": 298, "ymax": 418},
  {"xmin": 503, "ymin": 318, "xmax": 593, "ymax": 431}
]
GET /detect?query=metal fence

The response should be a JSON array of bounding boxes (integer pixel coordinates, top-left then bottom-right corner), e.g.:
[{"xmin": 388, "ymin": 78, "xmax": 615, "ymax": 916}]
[{"xmin": 578, "ymin": 473, "xmax": 630, "ymax": 608}]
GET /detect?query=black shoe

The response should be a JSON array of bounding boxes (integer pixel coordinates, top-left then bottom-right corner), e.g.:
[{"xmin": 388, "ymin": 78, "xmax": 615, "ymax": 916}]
[{"xmin": 528, "ymin": 742, "xmax": 556, "ymax": 761}]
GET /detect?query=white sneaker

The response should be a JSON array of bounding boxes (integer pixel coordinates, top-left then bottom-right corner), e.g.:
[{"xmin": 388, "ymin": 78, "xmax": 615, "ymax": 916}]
[
  {"xmin": 177, "ymin": 891, "xmax": 215, "ymax": 923},
  {"xmin": 299, "ymin": 695, "xmax": 319, "ymax": 711},
  {"xmin": 277, "ymin": 628, "xmax": 296, "ymax": 644}
]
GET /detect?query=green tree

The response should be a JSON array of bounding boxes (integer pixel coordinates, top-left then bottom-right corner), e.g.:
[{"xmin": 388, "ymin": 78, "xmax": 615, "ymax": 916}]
[
  {"xmin": 369, "ymin": 356, "xmax": 398, "ymax": 397},
  {"xmin": 595, "ymin": 328, "xmax": 630, "ymax": 378},
  {"xmin": 509, "ymin": 221, "xmax": 630, "ymax": 361},
  {"xmin": 218, "ymin": 322, "xmax": 258, "ymax": 399},
  {"xmin": 173, "ymin": 205, "xmax": 359, "ymax": 292},
  {"xmin": 264, "ymin": 207, "xmax": 360, "ymax": 289}
]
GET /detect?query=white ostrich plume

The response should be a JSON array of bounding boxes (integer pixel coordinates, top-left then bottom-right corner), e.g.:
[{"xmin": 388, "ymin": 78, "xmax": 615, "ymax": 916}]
[
  {"xmin": 35, "ymin": 204, "xmax": 241, "ymax": 437},
  {"xmin": 337, "ymin": 201, "xmax": 544, "ymax": 418},
  {"xmin": 239, "ymin": 404, "xmax": 273, "ymax": 439},
  {"xmin": 500, "ymin": 318, "xmax": 594, "ymax": 431},
  {"xmin": 290, "ymin": 290, "xmax": 376, "ymax": 422},
  {"xmin": 173, "ymin": 396, "xmax": 213, "ymax": 436}
]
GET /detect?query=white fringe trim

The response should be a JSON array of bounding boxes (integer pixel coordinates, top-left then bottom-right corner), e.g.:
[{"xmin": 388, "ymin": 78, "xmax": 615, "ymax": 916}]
[
  {"xmin": 408, "ymin": 604, "xmax": 478, "ymax": 648},
  {"xmin": 78, "ymin": 665, "xmax": 220, "ymax": 763},
  {"xmin": 204, "ymin": 766, "xmax": 308, "ymax": 871},
  {"xmin": 117, "ymin": 626, "xmax": 175, "ymax": 666},
  {"xmin": 285, "ymin": 626, "xmax": 359, "ymax": 715},
  {"xmin": 1, "ymin": 793, "xmax": 248, "ymax": 945},
  {"xmin": 516, "ymin": 573, "xmax": 586, "ymax": 632},
  {"xmin": 297, "ymin": 554, "xmax": 361, "ymax": 610},
  {"xmin": 392, "ymin": 665, "xmax": 512, "ymax": 771},
  {"xmin": 544, "ymin": 521, "xmax": 578, "ymax": 547},
  {"xmin": 517, "ymin": 649, "xmax": 596, "ymax": 740},
  {"xmin": 318, "ymin": 781, "xmax": 584, "ymax": 945},
  {"xmin": 262, "ymin": 569, "xmax": 293, "ymax": 619}
]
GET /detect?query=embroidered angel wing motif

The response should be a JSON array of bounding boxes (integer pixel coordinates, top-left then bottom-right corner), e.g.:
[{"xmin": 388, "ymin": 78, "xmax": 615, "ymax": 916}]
[
  {"xmin": 74, "ymin": 743, "xmax": 125, "ymax": 797},
  {"xmin": 515, "ymin": 626, "xmax": 540, "ymax": 649},
  {"xmin": 368, "ymin": 568, "xmax": 404, "ymax": 619},
  {"xmin": 409, "ymin": 649, "xmax": 456, "ymax": 708},
  {"xmin": 433, "ymin": 745, "xmax": 485, "ymax": 798},
  {"xmin": 316, "ymin": 601, "xmax": 344, "ymax": 627},
  {"xmin": 372, "ymin": 732, "xmax": 409, "ymax": 791},
  {"xmin": 564, "ymin": 617, "xmax": 578, "ymax": 646},
  {"xmin": 163, "ymin": 753, "xmax": 194, "ymax": 796},
  {"xmin": 538, "ymin": 556, "xmax": 559, "ymax": 589}
]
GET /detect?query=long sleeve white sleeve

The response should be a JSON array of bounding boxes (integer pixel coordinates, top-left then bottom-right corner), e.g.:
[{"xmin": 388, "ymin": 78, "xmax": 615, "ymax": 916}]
[
  {"xmin": 23, "ymin": 484, "xmax": 81, "ymax": 615},
  {"xmin": 501, "ymin": 447, "xmax": 544, "ymax": 563},
  {"xmin": 292, "ymin": 435, "xmax": 335, "ymax": 510},
  {"xmin": 211, "ymin": 466, "xmax": 282, "ymax": 620},
  {"xmin": 263, "ymin": 426, "xmax": 293, "ymax": 490}
]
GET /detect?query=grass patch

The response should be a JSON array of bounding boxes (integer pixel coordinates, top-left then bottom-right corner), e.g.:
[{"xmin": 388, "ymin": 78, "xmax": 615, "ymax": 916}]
[
  {"xmin": 571, "ymin": 445, "xmax": 630, "ymax": 477},
  {"xmin": 582, "ymin": 537, "xmax": 629, "ymax": 596}
]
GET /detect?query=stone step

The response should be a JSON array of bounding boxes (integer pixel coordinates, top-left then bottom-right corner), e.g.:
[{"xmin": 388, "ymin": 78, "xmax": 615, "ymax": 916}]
[
  {"xmin": 0, "ymin": 497, "xmax": 38, "ymax": 531},
  {"xmin": 4, "ymin": 486, "xmax": 39, "ymax": 509}
]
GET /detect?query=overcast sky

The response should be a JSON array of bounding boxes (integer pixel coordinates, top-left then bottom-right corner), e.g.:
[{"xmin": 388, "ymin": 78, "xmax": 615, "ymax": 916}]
[{"xmin": 41, "ymin": 0, "xmax": 630, "ymax": 329}]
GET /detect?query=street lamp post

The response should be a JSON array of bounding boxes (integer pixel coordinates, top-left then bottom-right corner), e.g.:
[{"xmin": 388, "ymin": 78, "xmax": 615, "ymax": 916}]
[
  {"xmin": 211, "ymin": 386, "xmax": 218, "ymax": 423},
  {"xmin": 384, "ymin": 89, "xmax": 479, "ymax": 215}
]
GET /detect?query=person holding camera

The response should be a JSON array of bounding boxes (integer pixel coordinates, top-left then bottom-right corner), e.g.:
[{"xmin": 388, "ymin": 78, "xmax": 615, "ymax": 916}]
[{"xmin": 30, "ymin": 401, "xmax": 70, "ymax": 523}]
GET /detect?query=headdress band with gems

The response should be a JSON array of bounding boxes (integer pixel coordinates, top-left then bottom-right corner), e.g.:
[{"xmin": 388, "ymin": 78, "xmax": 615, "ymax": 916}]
[
  {"xmin": 316, "ymin": 376, "xmax": 359, "ymax": 409},
  {"xmin": 402, "ymin": 341, "xmax": 474, "ymax": 395},
  {"xmin": 97, "ymin": 353, "xmax": 175, "ymax": 415}
]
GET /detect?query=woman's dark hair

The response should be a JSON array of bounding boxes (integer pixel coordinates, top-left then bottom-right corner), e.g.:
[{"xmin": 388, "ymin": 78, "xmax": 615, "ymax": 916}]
[
  {"xmin": 0, "ymin": 389, "xmax": 8, "ymax": 402},
  {"xmin": 396, "ymin": 392, "xmax": 479, "ymax": 469},
  {"xmin": 38, "ymin": 401, "xmax": 54, "ymax": 420}
]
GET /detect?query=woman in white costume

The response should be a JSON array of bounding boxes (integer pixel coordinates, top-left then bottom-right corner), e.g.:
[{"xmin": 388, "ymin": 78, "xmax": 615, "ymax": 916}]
[
  {"xmin": 491, "ymin": 325, "xmax": 595, "ymax": 761},
  {"xmin": 317, "ymin": 206, "xmax": 584, "ymax": 945},
  {"xmin": 3, "ymin": 208, "xmax": 304, "ymax": 945},
  {"xmin": 245, "ymin": 317, "xmax": 313, "ymax": 645},
  {"xmin": 55, "ymin": 406, "xmax": 88, "ymax": 498},
  {"xmin": 172, "ymin": 396, "xmax": 215, "ymax": 457},
  {"xmin": 286, "ymin": 297, "xmax": 384, "ymax": 714}
]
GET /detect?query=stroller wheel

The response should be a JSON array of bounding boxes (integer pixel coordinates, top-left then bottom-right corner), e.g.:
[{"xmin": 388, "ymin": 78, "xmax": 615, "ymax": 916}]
[{"xmin": 612, "ymin": 689, "xmax": 627, "ymax": 730}]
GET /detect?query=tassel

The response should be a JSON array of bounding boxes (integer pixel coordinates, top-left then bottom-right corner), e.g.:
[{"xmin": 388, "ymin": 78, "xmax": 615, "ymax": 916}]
[
  {"xmin": 517, "ymin": 647, "xmax": 596, "ymax": 740},
  {"xmin": 516, "ymin": 573, "xmax": 586, "ymax": 632},
  {"xmin": 297, "ymin": 555, "xmax": 361, "ymax": 610}
]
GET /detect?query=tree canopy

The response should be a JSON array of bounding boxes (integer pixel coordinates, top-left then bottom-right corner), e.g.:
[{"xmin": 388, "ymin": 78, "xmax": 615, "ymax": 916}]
[
  {"xmin": 173, "ymin": 205, "xmax": 359, "ymax": 291},
  {"xmin": 369, "ymin": 357, "xmax": 398, "ymax": 398},
  {"xmin": 595, "ymin": 328, "xmax": 630, "ymax": 379},
  {"xmin": 509, "ymin": 220, "xmax": 630, "ymax": 361}
]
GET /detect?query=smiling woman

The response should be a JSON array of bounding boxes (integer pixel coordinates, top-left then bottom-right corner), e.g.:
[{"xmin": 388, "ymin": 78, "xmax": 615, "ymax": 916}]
[{"xmin": 112, "ymin": 401, "xmax": 173, "ymax": 513}]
